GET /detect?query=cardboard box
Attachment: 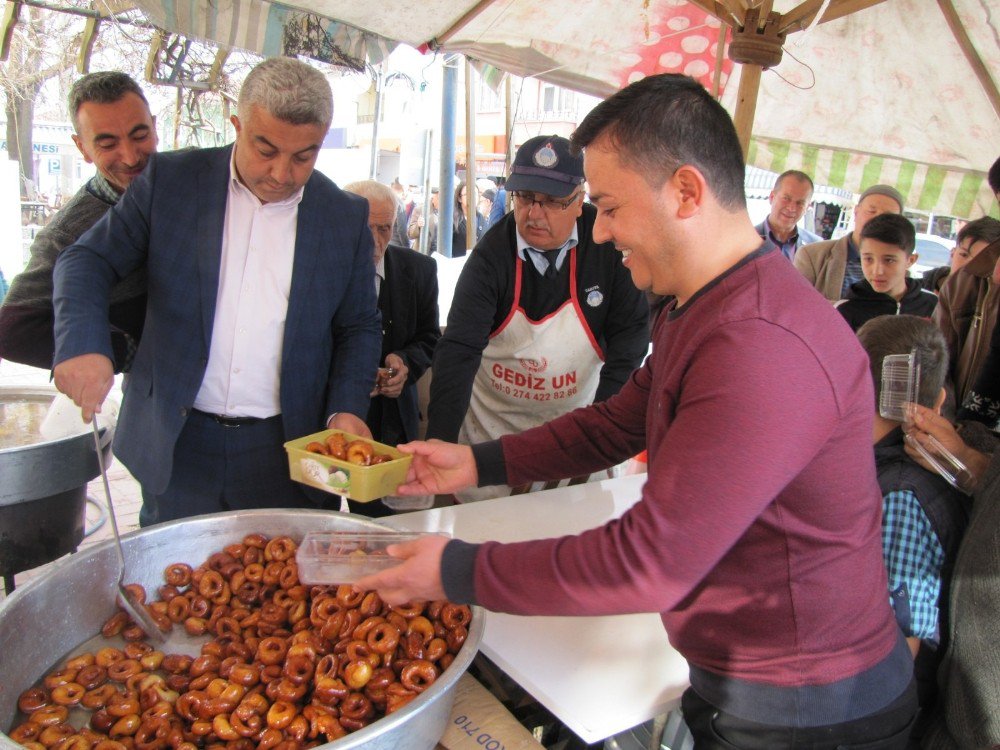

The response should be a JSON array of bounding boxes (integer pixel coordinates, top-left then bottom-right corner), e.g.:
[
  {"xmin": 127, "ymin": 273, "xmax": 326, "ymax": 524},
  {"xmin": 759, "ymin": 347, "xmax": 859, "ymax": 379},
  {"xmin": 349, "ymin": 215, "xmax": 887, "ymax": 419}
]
[{"xmin": 438, "ymin": 673, "xmax": 544, "ymax": 750}]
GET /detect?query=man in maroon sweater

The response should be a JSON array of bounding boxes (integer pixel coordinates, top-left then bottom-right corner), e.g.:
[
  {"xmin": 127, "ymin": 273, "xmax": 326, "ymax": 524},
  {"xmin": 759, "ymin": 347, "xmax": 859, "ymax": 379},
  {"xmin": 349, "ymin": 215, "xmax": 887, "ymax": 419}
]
[{"xmin": 359, "ymin": 74, "xmax": 917, "ymax": 747}]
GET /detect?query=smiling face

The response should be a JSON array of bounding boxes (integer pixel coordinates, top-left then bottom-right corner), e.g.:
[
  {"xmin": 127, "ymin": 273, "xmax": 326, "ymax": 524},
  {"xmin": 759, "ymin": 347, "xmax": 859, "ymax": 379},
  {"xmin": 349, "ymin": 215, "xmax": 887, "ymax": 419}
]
[
  {"xmin": 584, "ymin": 139, "xmax": 680, "ymax": 295},
  {"xmin": 72, "ymin": 92, "xmax": 157, "ymax": 193},
  {"xmin": 861, "ymin": 238, "xmax": 916, "ymax": 300},
  {"xmin": 767, "ymin": 175, "xmax": 813, "ymax": 239},
  {"xmin": 231, "ymin": 105, "xmax": 327, "ymax": 203}
]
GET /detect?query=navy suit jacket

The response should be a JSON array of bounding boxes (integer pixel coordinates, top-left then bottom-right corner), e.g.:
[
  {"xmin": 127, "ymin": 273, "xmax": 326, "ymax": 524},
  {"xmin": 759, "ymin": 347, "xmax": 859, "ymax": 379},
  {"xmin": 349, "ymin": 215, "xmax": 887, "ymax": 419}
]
[
  {"xmin": 367, "ymin": 244, "xmax": 440, "ymax": 443},
  {"xmin": 53, "ymin": 145, "xmax": 381, "ymax": 494}
]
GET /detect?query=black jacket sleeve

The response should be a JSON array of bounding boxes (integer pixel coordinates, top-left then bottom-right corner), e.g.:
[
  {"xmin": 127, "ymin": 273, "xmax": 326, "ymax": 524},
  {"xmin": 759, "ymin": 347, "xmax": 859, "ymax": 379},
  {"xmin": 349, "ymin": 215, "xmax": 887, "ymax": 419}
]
[
  {"xmin": 425, "ymin": 239, "xmax": 510, "ymax": 442},
  {"xmin": 393, "ymin": 250, "xmax": 441, "ymax": 384}
]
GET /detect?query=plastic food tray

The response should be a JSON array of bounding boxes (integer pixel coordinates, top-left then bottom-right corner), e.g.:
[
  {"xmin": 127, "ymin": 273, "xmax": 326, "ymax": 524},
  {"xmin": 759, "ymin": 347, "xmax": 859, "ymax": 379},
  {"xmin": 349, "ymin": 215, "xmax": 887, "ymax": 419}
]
[
  {"xmin": 284, "ymin": 429, "xmax": 412, "ymax": 502},
  {"xmin": 296, "ymin": 530, "xmax": 428, "ymax": 584}
]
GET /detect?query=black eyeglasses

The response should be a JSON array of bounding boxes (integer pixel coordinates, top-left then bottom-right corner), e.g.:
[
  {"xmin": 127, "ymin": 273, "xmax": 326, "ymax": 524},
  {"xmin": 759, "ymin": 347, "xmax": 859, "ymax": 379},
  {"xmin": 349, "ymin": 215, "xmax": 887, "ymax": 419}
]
[{"xmin": 511, "ymin": 190, "xmax": 583, "ymax": 212}]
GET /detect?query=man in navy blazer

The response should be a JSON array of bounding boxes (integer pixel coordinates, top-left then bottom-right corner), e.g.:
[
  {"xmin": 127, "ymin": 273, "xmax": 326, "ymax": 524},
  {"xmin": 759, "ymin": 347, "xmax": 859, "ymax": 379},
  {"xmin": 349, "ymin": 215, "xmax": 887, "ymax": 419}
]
[
  {"xmin": 52, "ymin": 58, "xmax": 381, "ymax": 525},
  {"xmin": 344, "ymin": 181, "xmax": 440, "ymax": 516}
]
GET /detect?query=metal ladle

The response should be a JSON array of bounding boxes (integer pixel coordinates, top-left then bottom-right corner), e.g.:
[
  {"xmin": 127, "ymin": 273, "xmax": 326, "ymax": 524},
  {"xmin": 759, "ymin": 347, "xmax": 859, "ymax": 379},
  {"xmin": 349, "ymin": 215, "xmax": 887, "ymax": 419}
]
[
  {"xmin": 91, "ymin": 420, "xmax": 204, "ymax": 656},
  {"xmin": 91, "ymin": 419, "xmax": 168, "ymax": 644}
]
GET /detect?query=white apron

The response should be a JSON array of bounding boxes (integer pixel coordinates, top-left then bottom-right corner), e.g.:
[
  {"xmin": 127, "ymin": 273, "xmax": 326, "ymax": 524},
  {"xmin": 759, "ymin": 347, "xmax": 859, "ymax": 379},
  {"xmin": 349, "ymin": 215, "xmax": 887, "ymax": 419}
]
[{"xmin": 457, "ymin": 247, "xmax": 605, "ymax": 502}]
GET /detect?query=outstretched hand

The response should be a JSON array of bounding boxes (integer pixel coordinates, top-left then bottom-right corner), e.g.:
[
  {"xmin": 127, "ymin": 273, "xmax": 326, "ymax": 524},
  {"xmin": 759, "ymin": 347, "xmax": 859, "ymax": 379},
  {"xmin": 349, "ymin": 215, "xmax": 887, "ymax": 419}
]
[
  {"xmin": 394, "ymin": 440, "xmax": 478, "ymax": 496},
  {"xmin": 354, "ymin": 535, "xmax": 450, "ymax": 606}
]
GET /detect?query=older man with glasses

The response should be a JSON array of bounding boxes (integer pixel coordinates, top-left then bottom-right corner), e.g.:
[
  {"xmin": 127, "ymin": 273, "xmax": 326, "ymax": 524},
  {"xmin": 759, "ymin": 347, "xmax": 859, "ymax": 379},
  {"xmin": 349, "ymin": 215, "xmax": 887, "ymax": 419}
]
[{"xmin": 425, "ymin": 134, "xmax": 648, "ymax": 502}]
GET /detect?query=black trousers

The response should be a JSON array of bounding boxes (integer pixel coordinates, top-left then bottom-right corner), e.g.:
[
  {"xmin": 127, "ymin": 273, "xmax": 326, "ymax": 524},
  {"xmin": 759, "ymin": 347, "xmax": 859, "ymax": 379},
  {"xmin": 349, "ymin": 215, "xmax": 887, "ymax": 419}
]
[
  {"xmin": 138, "ymin": 411, "xmax": 337, "ymax": 527},
  {"xmin": 680, "ymin": 680, "xmax": 918, "ymax": 750}
]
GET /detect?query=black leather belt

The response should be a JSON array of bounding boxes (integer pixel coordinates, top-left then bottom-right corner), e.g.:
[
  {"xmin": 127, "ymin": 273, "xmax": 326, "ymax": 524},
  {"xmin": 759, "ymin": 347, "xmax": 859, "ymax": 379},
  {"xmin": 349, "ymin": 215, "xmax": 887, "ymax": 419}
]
[{"xmin": 191, "ymin": 409, "xmax": 264, "ymax": 427}]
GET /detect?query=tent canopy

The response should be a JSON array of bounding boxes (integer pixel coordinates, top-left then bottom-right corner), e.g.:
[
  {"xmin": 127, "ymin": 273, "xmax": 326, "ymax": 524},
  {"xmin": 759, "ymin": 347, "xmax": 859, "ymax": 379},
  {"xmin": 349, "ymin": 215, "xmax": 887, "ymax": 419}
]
[{"xmin": 128, "ymin": 0, "xmax": 999, "ymax": 218}]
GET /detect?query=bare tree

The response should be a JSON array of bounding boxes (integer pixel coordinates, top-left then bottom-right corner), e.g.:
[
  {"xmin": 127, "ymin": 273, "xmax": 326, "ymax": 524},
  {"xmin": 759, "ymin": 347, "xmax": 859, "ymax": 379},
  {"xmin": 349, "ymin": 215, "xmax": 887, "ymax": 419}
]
[{"xmin": 0, "ymin": 6, "xmax": 82, "ymax": 197}]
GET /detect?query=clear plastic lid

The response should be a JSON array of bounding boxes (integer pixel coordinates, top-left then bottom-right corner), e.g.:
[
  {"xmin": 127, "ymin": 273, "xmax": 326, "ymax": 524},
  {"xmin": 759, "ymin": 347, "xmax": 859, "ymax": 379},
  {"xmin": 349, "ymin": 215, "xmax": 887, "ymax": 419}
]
[
  {"xmin": 296, "ymin": 530, "xmax": 441, "ymax": 584},
  {"xmin": 880, "ymin": 351, "xmax": 973, "ymax": 494}
]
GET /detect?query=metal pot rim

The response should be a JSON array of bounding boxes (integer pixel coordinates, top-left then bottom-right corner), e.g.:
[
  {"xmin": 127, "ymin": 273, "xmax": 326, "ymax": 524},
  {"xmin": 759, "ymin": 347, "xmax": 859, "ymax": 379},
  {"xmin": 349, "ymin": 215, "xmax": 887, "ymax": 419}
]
[{"xmin": 0, "ymin": 508, "xmax": 485, "ymax": 750}]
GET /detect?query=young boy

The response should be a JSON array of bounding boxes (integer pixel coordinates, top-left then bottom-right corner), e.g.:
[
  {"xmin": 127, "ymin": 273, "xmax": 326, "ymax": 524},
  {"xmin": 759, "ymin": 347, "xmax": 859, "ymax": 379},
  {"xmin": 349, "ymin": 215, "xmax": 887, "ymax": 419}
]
[
  {"xmin": 836, "ymin": 213, "xmax": 938, "ymax": 331},
  {"xmin": 856, "ymin": 314, "xmax": 970, "ymax": 731}
]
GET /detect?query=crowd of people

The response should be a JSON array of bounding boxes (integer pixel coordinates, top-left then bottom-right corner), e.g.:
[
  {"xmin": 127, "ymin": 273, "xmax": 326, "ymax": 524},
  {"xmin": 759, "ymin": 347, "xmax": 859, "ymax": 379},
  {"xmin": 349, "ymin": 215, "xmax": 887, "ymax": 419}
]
[{"xmin": 0, "ymin": 60, "xmax": 998, "ymax": 749}]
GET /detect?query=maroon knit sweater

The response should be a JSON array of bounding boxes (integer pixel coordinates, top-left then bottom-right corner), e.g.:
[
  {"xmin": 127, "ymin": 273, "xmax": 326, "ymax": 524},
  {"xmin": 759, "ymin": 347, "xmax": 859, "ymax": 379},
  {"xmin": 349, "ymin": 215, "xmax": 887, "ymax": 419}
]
[{"xmin": 453, "ymin": 248, "xmax": 912, "ymax": 725}]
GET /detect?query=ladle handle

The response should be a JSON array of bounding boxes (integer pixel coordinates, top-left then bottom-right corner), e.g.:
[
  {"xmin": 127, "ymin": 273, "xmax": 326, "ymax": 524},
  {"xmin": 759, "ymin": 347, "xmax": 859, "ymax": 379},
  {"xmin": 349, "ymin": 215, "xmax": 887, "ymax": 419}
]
[{"xmin": 92, "ymin": 419, "xmax": 126, "ymax": 570}]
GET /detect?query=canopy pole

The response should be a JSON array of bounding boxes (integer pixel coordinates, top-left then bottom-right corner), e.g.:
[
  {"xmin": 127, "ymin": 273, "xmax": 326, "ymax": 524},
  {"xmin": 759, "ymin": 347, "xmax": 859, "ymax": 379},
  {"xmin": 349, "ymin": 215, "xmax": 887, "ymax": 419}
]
[
  {"xmin": 464, "ymin": 57, "xmax": 477, "ymax": 252},
  {"xmin": 432, "ymin": 0, "xmax": 500, "ymax": 47},
  {"xmin": 730, "ymin": 1, "xmax": 775, "ymax": 159},
  {"xmin": 936, "ymin": 0, "xmax": 1000, "ymax": 120},
  {"xmin": 732, "ymin": 64, "xmax": 761, "ymax": 159},
  {"xmin": 710, "ymin": 22, "xmax": 728, "ymax": 98},
  {"xmin": 369, "ymin": 62, "xmax": 385, "ymax": 179},
  {"xmin": 438, "ymin": 57, "xmax": 459, "ymax": 258}
]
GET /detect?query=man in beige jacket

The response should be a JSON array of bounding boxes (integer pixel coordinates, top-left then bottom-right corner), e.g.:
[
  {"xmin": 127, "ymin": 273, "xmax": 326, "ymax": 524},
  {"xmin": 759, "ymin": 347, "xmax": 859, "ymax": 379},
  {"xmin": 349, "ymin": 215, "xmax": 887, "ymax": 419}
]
[{"xmin": 794, "ymin": 184, "xmax": 904, "ymax": 301}]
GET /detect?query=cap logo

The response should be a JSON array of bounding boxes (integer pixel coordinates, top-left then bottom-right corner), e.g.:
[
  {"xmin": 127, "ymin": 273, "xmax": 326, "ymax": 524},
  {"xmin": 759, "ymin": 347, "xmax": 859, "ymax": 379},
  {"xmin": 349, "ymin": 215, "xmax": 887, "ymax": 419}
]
[{"xmin": 533, "ymin": 144, "xmax": 559, "ymax": 169}]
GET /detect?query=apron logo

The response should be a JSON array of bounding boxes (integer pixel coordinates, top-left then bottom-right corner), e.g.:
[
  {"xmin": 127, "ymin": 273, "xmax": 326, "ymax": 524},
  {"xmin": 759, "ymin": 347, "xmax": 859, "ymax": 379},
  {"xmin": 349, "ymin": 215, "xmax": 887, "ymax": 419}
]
[
  {"xmin": 519, "ymin": 357, "xmax": 548, "ymax": 374},
  {"xmin": 586, "ymin": 289, "xmax": 604, "ymax": 307}
]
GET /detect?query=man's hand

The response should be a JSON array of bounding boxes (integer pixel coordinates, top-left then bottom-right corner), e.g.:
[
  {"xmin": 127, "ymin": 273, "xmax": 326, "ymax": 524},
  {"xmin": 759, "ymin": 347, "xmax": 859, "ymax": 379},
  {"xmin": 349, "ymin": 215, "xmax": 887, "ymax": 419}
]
[
  {"xmin": 53, "ymin": 353, "xmax": 114, "ymax": 423},
  {"xmin": 372, "ymin": 353, "xmax": 408, "ymax": 399},
  {"xmin": 395, "ymin": 440, "xmax": 478, "ymax": 496},
  {"xmin": 904, "ymin": 404, "xmax": 965, "ymax": 459},
  {"xmin": 905, "ymin": 403, "xmax": 989, "ymax": 488},
  {"xmin": 327, "ymin": 411, "xmax": 372, "ymax": 439},
  {"xmin": 354, "ymin": 535, "xmax": 449, "ymax": 605}
]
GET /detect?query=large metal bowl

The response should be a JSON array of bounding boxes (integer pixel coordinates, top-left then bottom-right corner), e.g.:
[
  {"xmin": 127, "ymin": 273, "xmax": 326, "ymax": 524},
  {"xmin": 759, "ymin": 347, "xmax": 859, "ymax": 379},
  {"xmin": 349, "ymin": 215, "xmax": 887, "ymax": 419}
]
[{"xmin": 0, "ymin": 509, "xmax": 484, "ymax": 750}]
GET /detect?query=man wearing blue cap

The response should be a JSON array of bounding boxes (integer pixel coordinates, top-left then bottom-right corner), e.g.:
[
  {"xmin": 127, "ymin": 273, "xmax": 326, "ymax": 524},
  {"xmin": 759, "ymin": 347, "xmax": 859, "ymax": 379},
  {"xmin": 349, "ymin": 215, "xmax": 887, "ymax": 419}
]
[{"xmin": 425, "ymin": 134, "xmax": 648, "ymax": 502}]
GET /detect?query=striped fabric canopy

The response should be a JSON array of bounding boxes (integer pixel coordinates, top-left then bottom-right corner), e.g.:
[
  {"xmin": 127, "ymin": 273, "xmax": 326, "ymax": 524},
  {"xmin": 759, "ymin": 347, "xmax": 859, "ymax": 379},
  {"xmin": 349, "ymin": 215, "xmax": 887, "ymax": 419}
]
[
  {"xmin": 749, "ymin": 137, "xmax": 996, "ymax": 220},
  {"xmin": 729, "ymin": 0, "xmax": 999, "ymax": 220},
  {"xmin": 129, "ymin": 0, "xmax": 999, "ymax": 219}
]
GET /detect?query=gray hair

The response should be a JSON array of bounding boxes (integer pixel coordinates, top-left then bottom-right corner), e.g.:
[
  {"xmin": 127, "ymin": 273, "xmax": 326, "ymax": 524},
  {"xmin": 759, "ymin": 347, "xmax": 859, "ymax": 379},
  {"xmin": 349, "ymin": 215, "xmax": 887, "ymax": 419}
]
[
  {"xmin": 68, "ymin": 72, "xmax": 149, "ymax": 132},
  {"xmin": 237, "ymin": 57, "xmax": 333, "ymax": 127},
  {"xmin": 343, "ymin": 180, "xmax": 398, "ymax": 211}
]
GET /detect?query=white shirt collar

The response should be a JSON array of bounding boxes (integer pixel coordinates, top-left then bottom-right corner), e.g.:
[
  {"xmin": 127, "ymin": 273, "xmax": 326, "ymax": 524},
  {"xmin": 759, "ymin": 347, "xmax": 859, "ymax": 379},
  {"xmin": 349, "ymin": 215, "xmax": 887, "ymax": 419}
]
[{"xmin": 516, "ymin": 224, "xmax": 579, "ymax": 275}]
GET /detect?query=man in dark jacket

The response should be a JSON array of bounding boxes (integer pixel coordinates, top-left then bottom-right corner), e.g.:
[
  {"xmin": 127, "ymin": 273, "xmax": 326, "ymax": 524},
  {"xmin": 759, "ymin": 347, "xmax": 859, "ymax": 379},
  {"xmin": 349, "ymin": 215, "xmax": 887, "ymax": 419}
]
[
  {"xmin": 344, "ymin": 180, "xmax": 441, "ymax": 516},
  {"xmin": 425, "ymin": 134, "xmax": 648, "ymax": 501},
  {"xmin": 0, "ymin": 72, "xmax": 157, "ymax": 371},
  {"xmin": 836, "ymin": 213, "xmax": 937, "ymax": 331}
]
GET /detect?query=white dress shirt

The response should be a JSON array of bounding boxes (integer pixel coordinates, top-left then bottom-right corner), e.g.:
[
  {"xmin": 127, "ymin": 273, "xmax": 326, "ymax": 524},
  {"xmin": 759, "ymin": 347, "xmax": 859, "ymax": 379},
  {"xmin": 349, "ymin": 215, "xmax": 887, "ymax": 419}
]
[
  {"xmin": 375, "ymin": 255, "xmax": 385, "ymax": 297},
  {"xmin": 192, "ymin": 152, "xmax": 304, "ymax": 418}
]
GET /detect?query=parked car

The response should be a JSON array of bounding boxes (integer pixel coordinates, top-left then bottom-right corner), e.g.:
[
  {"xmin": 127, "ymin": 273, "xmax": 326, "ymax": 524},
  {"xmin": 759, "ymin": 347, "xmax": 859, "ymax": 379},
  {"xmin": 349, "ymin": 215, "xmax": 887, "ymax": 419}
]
[{"xmin": 911, "ymin": 233, "xmax": 954, "ymax": 276}]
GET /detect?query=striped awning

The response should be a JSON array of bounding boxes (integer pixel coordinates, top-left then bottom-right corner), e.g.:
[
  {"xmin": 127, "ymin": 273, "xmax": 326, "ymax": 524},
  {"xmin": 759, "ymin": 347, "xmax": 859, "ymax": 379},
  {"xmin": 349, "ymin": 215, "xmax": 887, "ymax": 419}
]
[
  {"xmin": 748, "ymin": 137, "xmax": 998, "ymax": 220},
  {"xmin": 726, "ymin": 0, "xmax": 999, "ymax": 220},
  {"xmin": 125, "ymin": 0, "xmax": 998, "ymax": 220}
]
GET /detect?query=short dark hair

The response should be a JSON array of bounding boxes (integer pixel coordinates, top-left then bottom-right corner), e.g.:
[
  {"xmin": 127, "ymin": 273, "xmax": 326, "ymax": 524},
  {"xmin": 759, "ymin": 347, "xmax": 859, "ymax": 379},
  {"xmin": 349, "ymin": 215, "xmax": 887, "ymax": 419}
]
[
  {"xmin": 571, "ymin": 73, "xmax": 746, "ymax": 210},
  {"xmin": 957, "ymin": 216, "xmax": 1000, "ymax": 247},
  {"xmin": 773, "ymin": 169, "xmax": 814, "ymax": 193},
  {"xmin": 860, "ymin": 213, "xmax": 916, "ymax": 254},
  {"xmin": 68, "ymin": 72, "xmax": 148, "ymax": 132},
  {"xmin": 989, "ymin": 155, "xmax": 1000, "ymax": 194},
  {"xmin": 856, "ymin": 314, "xmax": 949, "ymax": 412}
]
